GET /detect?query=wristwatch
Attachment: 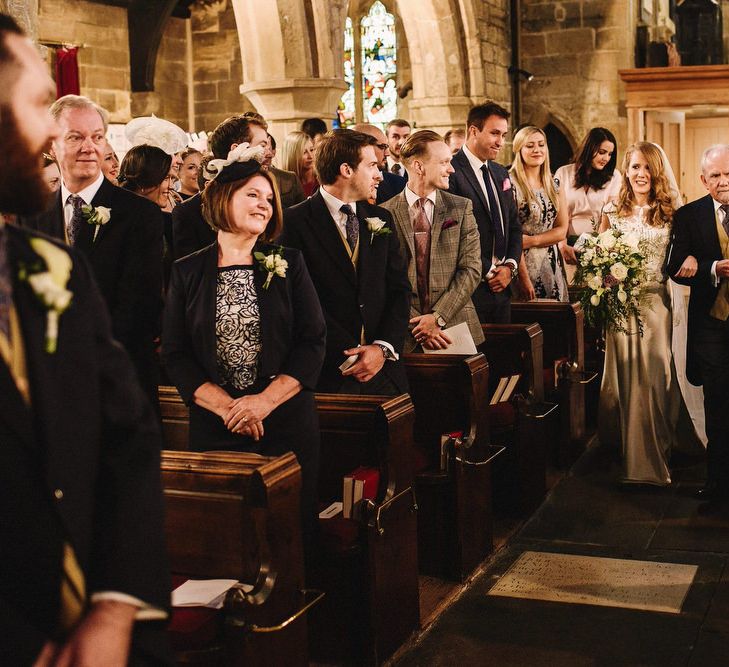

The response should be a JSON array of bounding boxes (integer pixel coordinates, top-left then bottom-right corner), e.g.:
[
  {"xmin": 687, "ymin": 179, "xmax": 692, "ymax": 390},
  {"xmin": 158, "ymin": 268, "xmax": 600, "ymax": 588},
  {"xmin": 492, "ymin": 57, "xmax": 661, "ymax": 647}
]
[
  {"xmin": 507, "ymin": 263, "xmax": 518, "ymax": 281},
  {"xmin": 376, "ymin": 343, "xmax": 393, "ymax": 360},
  {"xmin": 433, "ymin": 312, "xmax": 446, "ymax": 328}
]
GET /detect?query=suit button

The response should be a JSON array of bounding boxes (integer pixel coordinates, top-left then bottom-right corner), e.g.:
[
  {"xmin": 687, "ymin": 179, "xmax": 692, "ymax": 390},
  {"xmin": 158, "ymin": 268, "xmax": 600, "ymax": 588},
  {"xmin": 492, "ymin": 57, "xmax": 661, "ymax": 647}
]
[
  {"xmin": 54, "ymin": 488, "xmax": 64, "ymax": 500},
  {"xmin": 360, "ymin": 304, "xmax": 364, "ymax": 308}
]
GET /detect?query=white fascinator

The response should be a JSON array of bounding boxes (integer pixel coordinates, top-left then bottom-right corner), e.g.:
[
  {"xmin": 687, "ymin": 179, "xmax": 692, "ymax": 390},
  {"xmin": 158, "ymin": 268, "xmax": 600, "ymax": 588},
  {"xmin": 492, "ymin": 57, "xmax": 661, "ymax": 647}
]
[
  {"xmin": 125, "ymin": 116, "xmax": 188, "ymax": 156},
  {"xmin": 203, "ymin": 143, "xmax": 266, "ymax": 184}
]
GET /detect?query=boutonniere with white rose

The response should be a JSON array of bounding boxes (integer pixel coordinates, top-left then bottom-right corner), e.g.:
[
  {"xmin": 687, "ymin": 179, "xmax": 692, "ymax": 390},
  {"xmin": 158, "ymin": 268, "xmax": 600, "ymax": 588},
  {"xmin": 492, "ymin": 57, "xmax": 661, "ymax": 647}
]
[
  {"xmin": 18, "ymin": 238, "xmax": 73, "ymax": 353},
  {"xmin": 254, "ymin": 245, "xmax": 288, "ymax": 289},
  {"xmin": 365, "ymin": 217, "xmax": 392, "ymax": 244},
  {"xmin": 81, "ymin": 204, "xmax": 111, "ymax": 242}
]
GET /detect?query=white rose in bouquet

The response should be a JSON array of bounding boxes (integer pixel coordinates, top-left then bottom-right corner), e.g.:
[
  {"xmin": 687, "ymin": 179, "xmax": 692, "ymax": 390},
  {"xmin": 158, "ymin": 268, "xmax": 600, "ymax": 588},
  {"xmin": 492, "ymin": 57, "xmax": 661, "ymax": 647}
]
[
  {"xmin": 610, "ymin": 262, "xmax": 629, "ymax": 281},
  {"xmin": 587, "ymin": 274, "xmax": 603, "ymax": 291},
  {"xmin": 621, "ymin": 232, "xmax": 640, "ymax": 249},
  {"xmin": 598, "ymin": 230, "xmax": 617, "ymax": 250},
  {"xmin": 590, "ymin": 294, "xmax": 601, "ymax": 306}
]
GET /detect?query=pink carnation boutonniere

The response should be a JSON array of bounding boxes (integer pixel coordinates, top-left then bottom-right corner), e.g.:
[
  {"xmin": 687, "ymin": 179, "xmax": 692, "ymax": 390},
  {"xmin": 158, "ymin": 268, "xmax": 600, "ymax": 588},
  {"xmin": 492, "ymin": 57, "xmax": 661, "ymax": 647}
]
[
  {"xmin": 442, "ymin": 218, "xmax": 459, "ymax": 230},
  {"xmin": 502, "ymin": 178, "xmax": 512, "ymax": 192}
]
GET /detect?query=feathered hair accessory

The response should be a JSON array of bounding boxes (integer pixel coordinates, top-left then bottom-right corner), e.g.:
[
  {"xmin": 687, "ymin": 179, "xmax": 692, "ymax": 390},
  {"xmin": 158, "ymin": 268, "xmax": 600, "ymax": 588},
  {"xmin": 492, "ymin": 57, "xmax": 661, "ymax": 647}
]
[{"xmin": 202, "ymin": 143, "xmax": 266, "ymax": 184}]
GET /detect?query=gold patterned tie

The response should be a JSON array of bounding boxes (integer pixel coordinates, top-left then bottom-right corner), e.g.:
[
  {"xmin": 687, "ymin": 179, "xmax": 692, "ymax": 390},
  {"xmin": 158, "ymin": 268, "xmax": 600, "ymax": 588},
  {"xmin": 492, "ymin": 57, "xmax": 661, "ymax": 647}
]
[{"xmin": 59, "ymin": 542, "xmax": 86, "ymax": 633}]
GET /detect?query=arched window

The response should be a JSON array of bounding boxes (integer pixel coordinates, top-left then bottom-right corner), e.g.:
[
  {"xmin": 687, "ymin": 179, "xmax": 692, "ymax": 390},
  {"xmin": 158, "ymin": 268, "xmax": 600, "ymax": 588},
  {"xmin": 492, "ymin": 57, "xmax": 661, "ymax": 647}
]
[{"xmin": 337, "ymin": 1, "xmax": 397, "ymax": 129}]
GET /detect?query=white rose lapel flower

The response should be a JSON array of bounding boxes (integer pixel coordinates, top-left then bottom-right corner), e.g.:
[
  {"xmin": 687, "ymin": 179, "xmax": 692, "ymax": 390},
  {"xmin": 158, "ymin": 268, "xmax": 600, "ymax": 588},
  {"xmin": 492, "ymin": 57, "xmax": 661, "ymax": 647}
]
[
  {"xmin": 18, "ymin": 238, "xmax": 73, "ymax": 353},
  {"xmin": 365, "ymin": 217, "xmax": 392, "ymax": 244},
  {"xmin": 81, "ymin": 204, "xmax": 112, "ymax": 242},
  {"xmin": 254, "ymin": 245, "xmax": 288, "ymax": 289}
]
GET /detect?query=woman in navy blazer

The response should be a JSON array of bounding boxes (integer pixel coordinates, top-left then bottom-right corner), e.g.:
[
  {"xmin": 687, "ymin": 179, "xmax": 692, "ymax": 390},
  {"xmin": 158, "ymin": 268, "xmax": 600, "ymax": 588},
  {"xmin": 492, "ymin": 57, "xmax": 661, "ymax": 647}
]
[{"xmin": 162, "ymin": 145, "xmax": 326, "ymax": 526}]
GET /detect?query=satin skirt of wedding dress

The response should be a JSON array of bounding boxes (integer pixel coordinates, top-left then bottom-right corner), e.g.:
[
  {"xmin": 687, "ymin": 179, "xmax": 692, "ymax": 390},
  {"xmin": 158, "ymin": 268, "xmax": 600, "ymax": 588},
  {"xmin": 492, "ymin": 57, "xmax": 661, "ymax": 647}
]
[{"xmin": 599, "ymin": 283, "xmax": 702, "ymax": 485}]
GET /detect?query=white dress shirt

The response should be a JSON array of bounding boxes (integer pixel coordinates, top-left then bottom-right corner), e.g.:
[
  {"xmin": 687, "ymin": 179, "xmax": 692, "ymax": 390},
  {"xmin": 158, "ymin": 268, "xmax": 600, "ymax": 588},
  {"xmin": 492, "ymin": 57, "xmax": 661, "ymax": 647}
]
[
  {"xmin": 461, "ymin": 144, "xmax": 516, "ymax": 271},
  {"xmin": 386, "ymin": 156, "xmax": 404, "ymax": 176},
  {"xmin": 404, "ymin": 186, "xmax": 436, "ymax": 223},
  {"xmin": 61, "ymin": 171, "xmax": 105, "ymax": 231},
  {"xmin": 318, "ymin": 186, "xmax": 397, "ymax": 360}
]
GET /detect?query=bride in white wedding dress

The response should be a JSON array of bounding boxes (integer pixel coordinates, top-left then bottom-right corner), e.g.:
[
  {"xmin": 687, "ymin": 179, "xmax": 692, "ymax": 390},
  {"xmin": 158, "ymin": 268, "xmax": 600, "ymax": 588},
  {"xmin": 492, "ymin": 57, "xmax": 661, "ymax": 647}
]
[{"xmin": 598, "ymin": 142, "xmax": 706, "ymax": 486}]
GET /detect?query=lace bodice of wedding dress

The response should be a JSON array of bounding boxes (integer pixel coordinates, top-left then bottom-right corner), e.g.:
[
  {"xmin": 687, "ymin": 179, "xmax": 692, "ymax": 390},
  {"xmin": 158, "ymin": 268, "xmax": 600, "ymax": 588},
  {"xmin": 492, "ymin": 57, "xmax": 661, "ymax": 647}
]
[{"xmin": 604, "ymin": 203, "xmax": 670, "ymax": 285}]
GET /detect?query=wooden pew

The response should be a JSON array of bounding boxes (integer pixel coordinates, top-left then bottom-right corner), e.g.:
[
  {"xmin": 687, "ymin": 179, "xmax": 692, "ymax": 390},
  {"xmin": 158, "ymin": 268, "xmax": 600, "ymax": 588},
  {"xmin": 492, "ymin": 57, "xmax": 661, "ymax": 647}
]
[
  {"xmin": 403, "ymin": 353, "xmax": 504, "ymax": 581},
  {"xmin": 162, "ymin": 450, "xmax": 321, "ymax": 666},
  {"xmin": 510, "ymin": 300, "xmax": 598, "ymax": 466},
  {"xmin": 479, "ymin": 323, "xmax": 556, "ymax": 514},
  {"xmin": 159, "ymin": 385, "xmax": 189, "ymax": 451},
  {"xmin": 310, "ymin": 393, "xmax": 420, "ymax": 666}
]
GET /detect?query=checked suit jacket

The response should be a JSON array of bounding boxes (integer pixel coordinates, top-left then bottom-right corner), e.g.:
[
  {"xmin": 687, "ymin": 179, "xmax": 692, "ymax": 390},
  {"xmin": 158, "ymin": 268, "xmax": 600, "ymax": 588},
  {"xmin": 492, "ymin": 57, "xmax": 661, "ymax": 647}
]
[{"xmin": 381, "ymin": 189, "xmax": 484, "ymax": 352}]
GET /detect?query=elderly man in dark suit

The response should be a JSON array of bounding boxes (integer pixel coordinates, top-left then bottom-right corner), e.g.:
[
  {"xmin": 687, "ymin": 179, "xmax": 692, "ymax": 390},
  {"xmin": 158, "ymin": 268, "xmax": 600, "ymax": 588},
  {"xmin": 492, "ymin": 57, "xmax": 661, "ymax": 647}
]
[
  {"xmin": 19, "ymin": 94, "xmax": 163, "ymax": 406},
  {"xmin": 448, "ymin": 101, "xmax": 522, "ymax": 323},
  {"xmin": 172, "ymin": 114, "xmax": 304, "ymax": 260},
  {"xmin": 280, "ymin": 129, "xmax": 411, "ymax": 395},
  {"xmin": 668, "ymin": 143, "xmax": 729, "ymax": 511},
  {"xmin": 0, "ymin": 14, "xmax": 169, "ymax": 665}
]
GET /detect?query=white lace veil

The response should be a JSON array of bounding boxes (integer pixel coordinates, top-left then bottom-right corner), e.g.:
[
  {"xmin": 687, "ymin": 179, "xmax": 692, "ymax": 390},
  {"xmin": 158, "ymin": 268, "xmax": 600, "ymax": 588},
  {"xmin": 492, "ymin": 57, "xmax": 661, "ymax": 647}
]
[{"xmin": 651, "ymin": 142, "xmax": 683, "ymax": 209}]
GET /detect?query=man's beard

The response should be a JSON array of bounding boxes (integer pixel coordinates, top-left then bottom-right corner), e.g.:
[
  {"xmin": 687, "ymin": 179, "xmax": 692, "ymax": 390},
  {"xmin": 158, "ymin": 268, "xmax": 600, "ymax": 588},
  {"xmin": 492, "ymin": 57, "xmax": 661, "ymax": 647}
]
[{"xmin": 0, "ymin": 107, "xmax": 53, "ymax": 215}]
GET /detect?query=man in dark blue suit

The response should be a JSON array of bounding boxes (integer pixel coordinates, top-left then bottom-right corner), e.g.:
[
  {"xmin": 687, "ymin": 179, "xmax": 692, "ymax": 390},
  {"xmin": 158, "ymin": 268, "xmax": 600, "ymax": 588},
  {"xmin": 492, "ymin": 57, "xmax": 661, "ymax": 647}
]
[
  {"xmin": 448, "ymin": 101, "xmax": 522, "ymax": 323},
  {"xmin": 354, "ymin": 123, "xmax": 407, "ymax": 205}
]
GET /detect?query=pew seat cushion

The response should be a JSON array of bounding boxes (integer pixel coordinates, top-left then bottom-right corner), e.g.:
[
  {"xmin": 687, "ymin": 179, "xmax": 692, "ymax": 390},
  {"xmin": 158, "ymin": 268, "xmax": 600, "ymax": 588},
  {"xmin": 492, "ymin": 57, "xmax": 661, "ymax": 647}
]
[
  {"xmin": 169, "ymin": 576, "xmax": 223, "ymax": 651},
  {"xmin": 488, "ymin": 401, "xmax": 517, "ymax": 429},
  {"xmin": 318, "ymin": 513, "xmax": 361, "ymax": 554}
]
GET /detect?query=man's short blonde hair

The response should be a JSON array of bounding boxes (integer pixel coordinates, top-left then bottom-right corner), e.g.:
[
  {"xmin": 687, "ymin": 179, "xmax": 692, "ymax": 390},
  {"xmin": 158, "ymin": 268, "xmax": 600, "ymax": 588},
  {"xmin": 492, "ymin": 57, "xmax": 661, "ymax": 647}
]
[
  {"xmin": 400, "ymin": 130, "xmax": 445, "ymax": 164},
  {"xmin": 49, "ymin": 94, "xmax": 108, "ymax": 132}
]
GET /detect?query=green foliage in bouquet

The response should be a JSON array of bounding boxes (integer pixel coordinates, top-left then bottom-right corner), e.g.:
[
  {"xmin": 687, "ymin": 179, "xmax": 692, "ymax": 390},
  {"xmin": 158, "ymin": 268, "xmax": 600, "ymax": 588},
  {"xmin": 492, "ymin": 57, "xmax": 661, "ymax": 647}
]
[{"xmin": 574, "ymin": 229, "xmax": 648, "ymax": 335}]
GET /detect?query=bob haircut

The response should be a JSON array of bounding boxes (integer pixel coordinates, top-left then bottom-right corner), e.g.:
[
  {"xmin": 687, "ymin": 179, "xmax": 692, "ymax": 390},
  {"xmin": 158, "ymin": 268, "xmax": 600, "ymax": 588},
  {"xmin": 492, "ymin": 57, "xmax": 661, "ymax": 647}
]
[
  {"xmin": 202, "ymin": 168, "xmax": 283, "ymax": 240},
  {"xmin": 118, "ymin": 144, "xmax": 171, "ymax": 192}
]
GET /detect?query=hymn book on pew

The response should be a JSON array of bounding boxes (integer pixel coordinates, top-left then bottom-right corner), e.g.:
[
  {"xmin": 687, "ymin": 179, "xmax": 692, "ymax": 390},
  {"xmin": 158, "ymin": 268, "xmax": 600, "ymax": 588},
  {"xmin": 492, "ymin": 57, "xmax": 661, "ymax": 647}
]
[
  {"xmin": 343, "ymin": 467, "xmax": 379, "ymax": 519},
  {"xmin": 172, "ymin": 579, "xmax": 252, "ymax": 609},
  {"xmin": 490, "ymin": 374, "xmax": 521, "ymax": 405}
]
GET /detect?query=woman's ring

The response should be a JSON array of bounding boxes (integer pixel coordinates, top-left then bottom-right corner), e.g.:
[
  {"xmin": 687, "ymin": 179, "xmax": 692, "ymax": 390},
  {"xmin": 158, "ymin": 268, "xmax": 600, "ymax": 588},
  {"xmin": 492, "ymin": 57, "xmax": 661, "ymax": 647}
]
[{"xmin": 242, "ymin": 416, "xmax": 248, "ymax": 422}]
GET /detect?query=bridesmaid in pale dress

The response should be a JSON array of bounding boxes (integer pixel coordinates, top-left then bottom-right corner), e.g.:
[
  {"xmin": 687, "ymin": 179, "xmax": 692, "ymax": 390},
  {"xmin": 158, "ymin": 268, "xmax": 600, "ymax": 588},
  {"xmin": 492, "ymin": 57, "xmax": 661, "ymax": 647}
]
[
  {"xmin": 509, "ymin": 126, "xmax": 569, "ymax": 301},
  {"xmin": 555, "ymin": 127, "xmax": 622, "ymax": 278},
  {"xmin": 598, "ymin": 142, "xmax": 701, "ymax": 485}
]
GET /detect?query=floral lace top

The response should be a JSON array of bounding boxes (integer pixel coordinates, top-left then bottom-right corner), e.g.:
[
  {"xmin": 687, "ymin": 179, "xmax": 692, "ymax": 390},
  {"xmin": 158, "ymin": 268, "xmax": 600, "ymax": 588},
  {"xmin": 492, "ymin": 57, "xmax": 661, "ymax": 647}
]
[
  {"xmin": 216, "ymin": 266, "xmax": 261, "ymax": 390},
  {"xmin": 604, "ymin": 202, "xmax": 670, "ymax": 286}
]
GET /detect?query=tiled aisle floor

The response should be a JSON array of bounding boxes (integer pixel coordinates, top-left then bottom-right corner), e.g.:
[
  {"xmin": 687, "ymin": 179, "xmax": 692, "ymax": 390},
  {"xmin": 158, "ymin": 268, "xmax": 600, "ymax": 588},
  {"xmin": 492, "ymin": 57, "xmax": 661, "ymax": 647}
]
[{"xmin": 393, "ymin": 439, "xmax": 729, "ymax": 667}]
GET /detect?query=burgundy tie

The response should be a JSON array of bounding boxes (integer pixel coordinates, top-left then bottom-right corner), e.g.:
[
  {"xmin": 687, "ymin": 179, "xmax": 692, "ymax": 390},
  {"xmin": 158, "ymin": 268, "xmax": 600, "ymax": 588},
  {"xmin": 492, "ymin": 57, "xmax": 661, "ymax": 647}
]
[
  {"xmin": 721, "ymin": 204, "xmax": 729, "ymax": 237},
  {"xmin": 413, "ymin": 198, "xmax": 431, "ymax": 313}
]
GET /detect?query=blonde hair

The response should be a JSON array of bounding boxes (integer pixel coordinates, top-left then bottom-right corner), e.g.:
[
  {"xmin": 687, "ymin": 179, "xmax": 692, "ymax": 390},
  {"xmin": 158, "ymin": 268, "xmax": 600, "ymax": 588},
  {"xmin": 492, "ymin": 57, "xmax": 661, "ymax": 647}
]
[
  {"xmin": 616, "ymin": 142, "xmax": 674, "ymax": 228},
  {"xmin": 279, "ymin": 130, "xmax": 313, "ymax": 183},
  {"xmin": 509, "ymin": 126, "xmax": 558, "ymax": 209}
]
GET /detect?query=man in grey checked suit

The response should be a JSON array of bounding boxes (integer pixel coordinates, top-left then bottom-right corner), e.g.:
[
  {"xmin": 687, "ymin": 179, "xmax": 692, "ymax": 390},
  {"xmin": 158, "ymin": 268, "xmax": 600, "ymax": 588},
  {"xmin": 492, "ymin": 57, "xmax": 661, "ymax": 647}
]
[{"xmin": 381, "ymin": 130, "xmax": 483, "ymax": 352}]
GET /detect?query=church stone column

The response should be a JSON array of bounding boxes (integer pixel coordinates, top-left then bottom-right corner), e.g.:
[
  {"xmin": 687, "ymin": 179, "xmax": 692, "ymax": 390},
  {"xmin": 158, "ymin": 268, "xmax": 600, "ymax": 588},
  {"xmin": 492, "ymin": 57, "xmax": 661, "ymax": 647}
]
[
  {"xmin": 408, "ymin": 96, "xmax": 474, "ymax": 133},
  {"xmin": 240, "ymin": 78, "xmax": 347, "ymax": 141},
  {"xmin": 3, "ymin": 0, "xmax": 39, "ymax": 40}
]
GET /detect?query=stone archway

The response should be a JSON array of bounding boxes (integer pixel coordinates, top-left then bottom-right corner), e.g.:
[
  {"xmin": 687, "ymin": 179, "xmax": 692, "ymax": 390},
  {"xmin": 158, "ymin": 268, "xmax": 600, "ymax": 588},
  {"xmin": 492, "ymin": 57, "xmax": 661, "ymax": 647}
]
[{"xmin": 230, "ymin": 0, "xmax": 485, "ymax": 139}]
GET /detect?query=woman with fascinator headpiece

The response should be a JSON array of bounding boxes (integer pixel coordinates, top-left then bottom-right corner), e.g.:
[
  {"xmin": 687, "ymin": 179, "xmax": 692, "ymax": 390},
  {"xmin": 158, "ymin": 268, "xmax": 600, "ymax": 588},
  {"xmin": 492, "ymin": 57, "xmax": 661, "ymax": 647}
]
[
  {"xmin": 162, "ymin": 144, "xmax": 326, "ymax": 529},
  {"xmin": 598, "ymin": 142, "xmax": 705, "ymax": 486}
]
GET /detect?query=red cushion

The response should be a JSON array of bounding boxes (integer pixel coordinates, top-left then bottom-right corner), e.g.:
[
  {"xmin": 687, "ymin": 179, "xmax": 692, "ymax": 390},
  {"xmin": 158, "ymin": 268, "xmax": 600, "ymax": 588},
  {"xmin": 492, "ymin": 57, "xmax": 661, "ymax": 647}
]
[
  {"xmin": 169, "ymin": 576, "xmax": 223, "ymax": 651},
  {"xmin": 488, "ymin": 401, "xmax": 517, "ymax": 428},
  {"xmin": 318, "ymin": 515, "xmax": 361, "ymax": 553}
]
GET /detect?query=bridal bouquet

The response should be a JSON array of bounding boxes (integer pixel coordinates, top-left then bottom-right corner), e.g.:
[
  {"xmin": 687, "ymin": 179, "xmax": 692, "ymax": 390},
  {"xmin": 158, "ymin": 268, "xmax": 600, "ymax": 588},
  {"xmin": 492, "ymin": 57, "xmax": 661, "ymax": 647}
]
[{"xmin": 573, "ymin": 229, "xmax": 647, "ymax": 335}]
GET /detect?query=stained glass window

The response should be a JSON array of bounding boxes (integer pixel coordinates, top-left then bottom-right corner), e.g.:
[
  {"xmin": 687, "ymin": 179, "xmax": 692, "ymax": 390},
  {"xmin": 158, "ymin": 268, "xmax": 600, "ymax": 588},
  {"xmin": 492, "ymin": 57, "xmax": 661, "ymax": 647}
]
[
  {"xmin": 361, "ymin": 1, "xmax": 397, "ymax": 126},
  {"xmin": 337, "ymin": 17, "xmax": 356, "ymax": 128},
  {"xmin": 337, "ymin": 2, "xmax": 397, "ymax": 129}
]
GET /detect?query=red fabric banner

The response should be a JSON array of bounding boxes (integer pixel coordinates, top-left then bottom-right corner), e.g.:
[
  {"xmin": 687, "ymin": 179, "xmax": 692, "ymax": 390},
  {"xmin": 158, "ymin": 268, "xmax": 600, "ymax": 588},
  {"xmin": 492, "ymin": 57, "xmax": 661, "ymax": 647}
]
[{"xmin": 55, "ymin": 47, "xmax": 80, "ymax": 98}]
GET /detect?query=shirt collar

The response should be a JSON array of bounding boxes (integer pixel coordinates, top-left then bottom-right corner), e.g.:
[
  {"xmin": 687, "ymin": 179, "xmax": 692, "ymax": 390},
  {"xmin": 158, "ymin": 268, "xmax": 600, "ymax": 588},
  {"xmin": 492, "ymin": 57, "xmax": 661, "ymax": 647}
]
[
  {"xmin": 404, "ymin": 185, "xmax": 437, "ymax": 209},
  {"xmin": 61, "ymin": 171, "xmax": 105, "ymax": 207},
  {"xmin": 320, "ymin": 185, "xmax": 356, "ymax": 220},
  {"xmin": 386, "ymin": 156, "xmax": 402, "ymax": 171},
  {"xmin": 712, "ymin": 198, "xmax": 727, "ymax": 214},
  {"xmin": 463, "ymin": 144, "xmax": 488, "ymax": 172}
]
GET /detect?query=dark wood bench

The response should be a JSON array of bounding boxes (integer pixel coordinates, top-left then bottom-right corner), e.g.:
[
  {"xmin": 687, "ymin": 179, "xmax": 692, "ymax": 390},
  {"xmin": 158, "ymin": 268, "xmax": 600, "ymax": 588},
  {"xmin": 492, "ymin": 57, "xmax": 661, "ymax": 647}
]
[
  {"xmin": 162, "ymin": 449, "xmax": 320, "ymax": 666},
  {"xmin": 159, "ymin": 385, "xmax": 189, "ymax": 451},
  {"xmin": 510, "ymin": 301, "xmax": 597, "ymax": 466},
  {"xmin": 311, "ymin": 393, "xmax": 420, "ymax": 665},
  {"xmin": 480, "ymin": 323, "xmax": 555, "ymax": 514},
  {"xmin": 403, "ymin": 353, "xmax": 504, "ymax": 581}
]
